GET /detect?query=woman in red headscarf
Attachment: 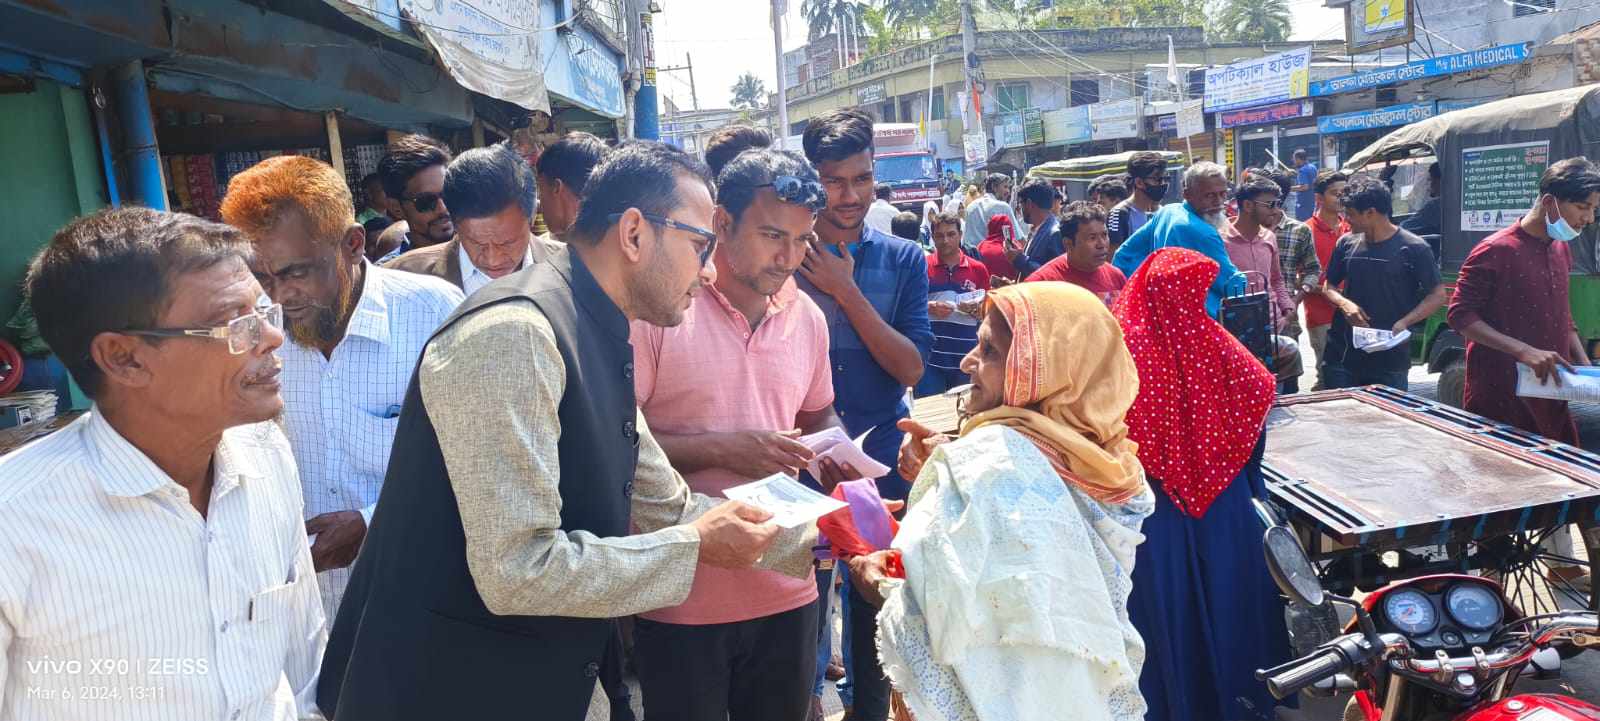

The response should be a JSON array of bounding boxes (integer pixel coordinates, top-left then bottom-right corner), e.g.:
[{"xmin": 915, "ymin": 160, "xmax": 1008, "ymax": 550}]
[
  {"xmin": 975, "ymin": 213, "xmax": 1022, "ymax": 285},
  {"xmin": 1112, "ymin": 247, "xmax": 1293, "ymax": 721}
]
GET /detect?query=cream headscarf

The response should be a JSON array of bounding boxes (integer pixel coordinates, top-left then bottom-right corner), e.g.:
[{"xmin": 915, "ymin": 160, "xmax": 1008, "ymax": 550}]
[{"xmin": 961, "ymin": 283, "xmax": 1147, "ymax": 505}]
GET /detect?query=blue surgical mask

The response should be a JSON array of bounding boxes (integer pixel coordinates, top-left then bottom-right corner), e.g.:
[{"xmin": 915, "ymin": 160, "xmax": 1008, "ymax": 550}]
[{"xmin": 1547, "ymin": 206, "xmax": 1580, "ymax": 242}]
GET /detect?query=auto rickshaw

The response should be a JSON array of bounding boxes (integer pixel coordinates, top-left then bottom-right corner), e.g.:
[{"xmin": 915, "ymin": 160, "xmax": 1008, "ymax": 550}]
[{"xmin": 1342, "ymin": 83, "xmax": 1600, "ymax": 406}]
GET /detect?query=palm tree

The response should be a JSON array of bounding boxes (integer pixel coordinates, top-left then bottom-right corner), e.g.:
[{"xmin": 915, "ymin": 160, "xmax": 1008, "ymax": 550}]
[
  {"xmin": 882, "ymin": 0, "xmax": 939, "ymax": 28},
  {"xmin": 802, "ymin": 0, "xmax": 866, "ymax": 65},
  {"xmin": 1210, "ymin": 0, "xmax": 1292, "ymax": 44},
  {"xmin": 730, "ymin": 73, "xmax": 767, "ymax": 110}
]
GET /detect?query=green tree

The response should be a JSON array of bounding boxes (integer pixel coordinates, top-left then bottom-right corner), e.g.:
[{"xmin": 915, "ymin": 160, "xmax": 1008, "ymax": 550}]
[
  {"xmin": 730, "ymin": 73, "xmax": 767, "ymax": 110},
  {"xmin": 1210, "ymin": 0, "xmax": 1291, "ymax": 43},
  {"xmin": 802, "ymin": 0, "xmax": 866, "ymax": 64},
  {"xmin": 1045, "ymin": 0, "xmax": 1207, "ymax": 28}
]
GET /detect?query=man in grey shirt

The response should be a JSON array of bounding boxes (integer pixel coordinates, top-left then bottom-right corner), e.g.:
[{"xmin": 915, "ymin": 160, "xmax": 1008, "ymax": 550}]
[{"xmin": 962, "ymin": 172, "xmax": 1021, "ymax": 255}]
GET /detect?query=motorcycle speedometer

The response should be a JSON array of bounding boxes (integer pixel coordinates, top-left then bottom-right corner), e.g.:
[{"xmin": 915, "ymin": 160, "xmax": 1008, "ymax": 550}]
[
  {"xmin": 1383, "ymin": 589, "xmax": 1438, "ymax": 635},
  {"xmin": 1445, "ymin": 584, "xmax": 1502, "ymax": 631}
]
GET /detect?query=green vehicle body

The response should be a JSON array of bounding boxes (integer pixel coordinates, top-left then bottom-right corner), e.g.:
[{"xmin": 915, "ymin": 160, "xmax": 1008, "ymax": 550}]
[{"xmin": 1342, "ymin": 84, "xmax": 1600, "ymax": 405}]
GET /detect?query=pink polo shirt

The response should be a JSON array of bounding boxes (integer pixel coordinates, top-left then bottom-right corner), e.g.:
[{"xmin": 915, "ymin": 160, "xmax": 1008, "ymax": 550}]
[{"xmin": 630, "ymin": 278, "xmax": 833, "ymax": 625}]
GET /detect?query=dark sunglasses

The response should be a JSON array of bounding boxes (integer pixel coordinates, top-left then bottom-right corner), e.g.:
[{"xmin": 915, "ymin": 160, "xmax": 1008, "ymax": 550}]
[
  {"xmin": 1249, "ymin": 198, "xmax": 1285, "ymax": 209},
  {"xmin": 752, "ymin": 176, "xmax": 828, "ymax": 212},
  {"xmin": 608, "ymin": 212, "xmax": 719, "ymax": 265},
  {"xmin": 403, "ymin": 192, "xmax": 444, "ymax": 212}
]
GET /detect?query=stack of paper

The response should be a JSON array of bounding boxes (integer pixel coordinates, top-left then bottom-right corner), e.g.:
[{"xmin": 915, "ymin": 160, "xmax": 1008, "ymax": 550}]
[
  {"xmin": 928, "ymin": 289, "xmax": 988, "ymax": 326},
  {"xmin": 723, "ymin": 473, "xmax": 848, "ymax": 528},
  {"xmin": 797, "ymin": 427, "xmax": 893, "ymax": 480},
  {"xmin": 1353, "ymin": 327, "xmax": 1412, "ymax": 353},
  {"xmin": 1515, "ymin": 363, "xmax": 1600, "ymax": 403}
]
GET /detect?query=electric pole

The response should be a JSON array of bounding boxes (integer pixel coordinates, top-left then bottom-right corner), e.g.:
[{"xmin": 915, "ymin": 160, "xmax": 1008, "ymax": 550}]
[
  {"xmin": 658, "ymin": 54, "xmax": 700, "ymax": 113},
  {"xmin": 960, "ymin": 0, "xmax": 983, "ymax": 171},
  {"xmin": 772, "ymin": 0, "xmax": 789, "ymax": 147}
]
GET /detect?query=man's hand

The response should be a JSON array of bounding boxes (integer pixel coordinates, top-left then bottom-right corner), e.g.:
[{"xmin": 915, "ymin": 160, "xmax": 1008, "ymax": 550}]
[
  {"xmin": 847, "ymin": 550, "xmax": 897, "ymax": 607},
  {"xmin": 719, "ymin": 430, "xmax": 815, "ymax": 478},
  {"xmin": 692, "ymin": 501, "xmax": 781, "ymax": 569},
  {"xmin": 928, "ymin": 301, "xmax": 955, "ymax": 320},
  {"xmin": 799, "ymin": 237, "xmax": 857, "ymax": 299},
  {"xmin": 306, "ymin": 510, "xmax": 367, "ymax": 572},
  {"xmin": 956, "ymin": 297, "xmax": 985, "ymax": 317},
  {"xmin": 1003, "ymin": 239, "xmax": 1025, "ymax": 263},
  {"xmin": 1519, "ymin": 346, "xmax": 1575, "ymax": 385},
  {"xmin": 1390, "ymin": 319, "xmax": 1412, "ymax": 334},
  {"xmin": 897, "ymin": 418, "xmax": 950, "ymax": 481},
  {"xmin": 1340, "ymin": 301, "xmax": 1371, "ymax": 328},
  {"xmin": 990, "ymin": 275, "xmax": 1015, "ymax": 288},
  {"xmin": 816, "ymin": 457, "xmax": 867, "ymax": 495}
]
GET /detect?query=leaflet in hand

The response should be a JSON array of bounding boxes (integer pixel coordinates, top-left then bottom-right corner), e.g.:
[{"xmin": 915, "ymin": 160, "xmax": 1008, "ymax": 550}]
[
  {"xmin": 796, "ymin": 427, "xmax": 893, "ymax": 482},
  {"xmin": 723, "ymin": 473, "xmax": 847, "ymax": 528},
  {"xmin": 1515, "ymin": 363, "xmax": 1600, "ymax": 403},
  {"xmin": 929, "ymin": 289, "xmax": 987, "ymax": 326},
  {"xmin": 1352, "ymin": 327, "xmax": 1412, "ymax": 353}
]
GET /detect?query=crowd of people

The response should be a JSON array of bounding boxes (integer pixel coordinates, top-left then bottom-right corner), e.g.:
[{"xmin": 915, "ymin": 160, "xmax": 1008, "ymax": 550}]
[{"xmin": 1, "ymin": 102, "xmax": 1598, "ymax": 721}]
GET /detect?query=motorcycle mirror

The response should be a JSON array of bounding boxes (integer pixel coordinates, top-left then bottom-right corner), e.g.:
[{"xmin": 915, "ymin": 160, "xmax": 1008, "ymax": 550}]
[
  {"xmin": 1263, "ymin": 525, "xmax": 1326, "ymax": 608},
  {"xmin": 1251, "ymin": 498, "xmax": 1283, "ymax": 528},
  {"xmin": 1531, "ymin": 647, "xmax": 1563, "ymax": 681}
]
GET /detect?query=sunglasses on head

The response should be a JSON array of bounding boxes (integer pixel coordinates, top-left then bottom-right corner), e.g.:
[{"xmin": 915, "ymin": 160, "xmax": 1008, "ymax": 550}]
[
  {"xmin": 404, "ymin": 192, "xmax": 444, "ymax": 213},
  {"xmin": 753, "ymin": 176, "xmax": 828, "ymax": 212}
]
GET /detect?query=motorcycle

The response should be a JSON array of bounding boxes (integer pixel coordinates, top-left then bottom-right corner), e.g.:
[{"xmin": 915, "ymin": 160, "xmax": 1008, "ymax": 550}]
[{"xmin": 1252, "ymin": 500, "xmax": 1600, "ymax": 721}]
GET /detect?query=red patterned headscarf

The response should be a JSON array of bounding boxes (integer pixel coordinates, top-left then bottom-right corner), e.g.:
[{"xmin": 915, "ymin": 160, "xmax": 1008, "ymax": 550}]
[{"xmin": 1112, "ymin": 248, "xmax": 1275, "ymax": 518}]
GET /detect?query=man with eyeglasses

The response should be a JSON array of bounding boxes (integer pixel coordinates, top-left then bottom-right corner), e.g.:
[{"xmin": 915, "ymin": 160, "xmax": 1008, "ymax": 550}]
[
  {"xmin": 1222, "ymin": 175, "xmax": 1295, "ymax": 337},
  {"xmin": 628, "ymin": 147, "xmax": 860, "ymax": 721},
  {"xmin": 372, "ymin": 134, "xmax": 454, "ymax": 263},
  {"xmin": 1, "ymin": 208, "xmax": 327, "ymax": 721},
  {"xmin": 220, "ymin": 154, "xmax": 464, "ymax": 620},
  {"xmin": 386, "ymin": 144, "xmax": 562, "ymax": 295},
  {"xmin": 1107, "ymin": 151, "xmax": 1169, "ymax": 248},
  {"xmin": 319, "ymin": 141, "xmax": 817, "ymax": 721}
]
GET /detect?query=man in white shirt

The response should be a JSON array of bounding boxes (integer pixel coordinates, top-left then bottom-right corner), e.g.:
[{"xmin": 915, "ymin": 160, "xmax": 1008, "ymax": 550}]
[
  {"xmin": 220, "ymin": 155, "xmax": 465, "ymax": 618},
  {"xmin": 0, "ymin": 207, "xmax": 325, "ymax": 721},
  {"xmin": 386, "ymin": 143, "xmax": 563, "ymax": 295},
  {"xmin": 962, "ymin": 172, "xmax": 1020, "ymax": 255},
  {"xmin": 864, "ymin": 182, "xmax": 899, "ymax": 235}
]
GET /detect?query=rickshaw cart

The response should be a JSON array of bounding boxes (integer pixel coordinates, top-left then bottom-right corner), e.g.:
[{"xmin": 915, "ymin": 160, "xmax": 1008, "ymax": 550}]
[{"xmin": 1264, "ymin": 386, "xmax": 1600, "ymax": 616}]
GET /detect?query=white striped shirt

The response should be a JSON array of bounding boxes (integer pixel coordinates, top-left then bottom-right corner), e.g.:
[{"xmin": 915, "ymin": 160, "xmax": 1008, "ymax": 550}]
[
  {"xmin": 278, "ymin": 264, "xmax": 463, "ymax": 618},
  {"xmin": 0, "ymin": 411, "xmax": 326, "ymax": 721}
]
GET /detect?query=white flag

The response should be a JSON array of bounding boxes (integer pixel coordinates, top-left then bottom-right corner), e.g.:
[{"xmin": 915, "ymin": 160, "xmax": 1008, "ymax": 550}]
[{"xmin": 1167, "ymin": 35, "xmax": 1180, "ymax": 92}]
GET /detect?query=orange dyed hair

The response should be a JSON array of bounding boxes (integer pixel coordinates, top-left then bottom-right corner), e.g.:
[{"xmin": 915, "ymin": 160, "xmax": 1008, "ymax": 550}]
[{"xmin": 221, "ymin": 155, "xmax": 354, "ymax": 245}]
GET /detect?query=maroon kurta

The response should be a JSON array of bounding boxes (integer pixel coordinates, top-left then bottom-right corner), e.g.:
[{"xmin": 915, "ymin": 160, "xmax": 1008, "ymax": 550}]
[{"xmin": 1447, "ymin": 223, "xmax": 1579, "ymax": 445}]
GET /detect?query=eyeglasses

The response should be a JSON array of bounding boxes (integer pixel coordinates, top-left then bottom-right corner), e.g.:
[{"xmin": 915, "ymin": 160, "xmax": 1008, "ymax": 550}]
[
  {"xmin": 609, "ymin": 212, "xmax": 718, "ymax": 265},
  {"xmin": 751, "ymin": 176, "xmax": 828, "ymax": 212},
  {"xmin": 403, "ymin": 192, "xmax": 444, "ymax": 212},
  {"xmin": 1249, "ymin": 198, "xmax": 1285, "ymax": 209},
  {"xmin": 126, "ymin": 304, "xmax": 283, "ymax": 355}
]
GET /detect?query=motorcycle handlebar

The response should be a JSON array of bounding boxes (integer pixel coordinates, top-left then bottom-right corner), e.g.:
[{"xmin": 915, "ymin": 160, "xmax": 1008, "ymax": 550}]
[{"xmin": 1260, "ymin": 649, "xmax": 1348, "ymax": 700}]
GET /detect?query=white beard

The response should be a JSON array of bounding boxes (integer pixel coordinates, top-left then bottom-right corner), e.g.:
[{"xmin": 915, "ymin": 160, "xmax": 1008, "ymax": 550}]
[{"xmin": 1203, "ymin": 211, "xmax": 1229, "ymax": 230}]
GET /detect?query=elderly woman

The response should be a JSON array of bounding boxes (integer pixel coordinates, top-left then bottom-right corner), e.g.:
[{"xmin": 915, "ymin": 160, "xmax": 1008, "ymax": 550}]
[
  {"xmin": 853, "ymin": 282, "xmax": 1155, "ymax": 721},
  {"xmin": 1114, "ymin": 247, "xmax": 1290, "ymax": 721}
]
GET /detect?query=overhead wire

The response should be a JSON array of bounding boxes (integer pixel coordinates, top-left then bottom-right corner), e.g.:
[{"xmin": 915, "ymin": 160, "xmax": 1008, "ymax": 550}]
[{"xmin": 327, "ymin": 0, "xmax": 577, "ymax": 37}]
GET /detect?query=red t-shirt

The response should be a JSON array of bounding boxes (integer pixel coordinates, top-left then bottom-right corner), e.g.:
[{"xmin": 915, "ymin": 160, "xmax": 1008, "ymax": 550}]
[
  {"xmin": 926, "ymin": 252, "xmax": 992, "ymax": 292},
  {"xmin": 1025, "ymin": 257, "xmax": 1127, "ymax": 305},
  {"xmin": 1302, "ymin": 213, "xmax": 1351, "ymax": 328},
  {"xmin": 977, "ymin": 238, "xmax": 1021, "ymax": 281}
]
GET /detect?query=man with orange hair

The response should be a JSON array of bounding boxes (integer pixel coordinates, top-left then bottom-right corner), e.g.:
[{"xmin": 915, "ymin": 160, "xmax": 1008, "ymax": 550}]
[{"xmin": 221, "ymin": 155, "xmax": 464, "ymax": 617}]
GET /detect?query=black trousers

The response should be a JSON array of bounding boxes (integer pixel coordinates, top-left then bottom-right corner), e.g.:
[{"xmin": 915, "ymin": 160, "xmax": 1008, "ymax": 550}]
[
  {"xmin": 633, "ymin": 602, "xmax": 819, "ymax": 721},
  {"xmin": 843, "ymin": 577, "xmax": 891, "ymax": 721}
]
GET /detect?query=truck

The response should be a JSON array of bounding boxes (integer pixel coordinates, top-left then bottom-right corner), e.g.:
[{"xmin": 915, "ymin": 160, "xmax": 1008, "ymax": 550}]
[
  {"xmin": 1343, "ymin": 84, "xmax": 1600, "ymax": 407},
  {"xmin": 872, "ymin": 123, "xmax": 942, "ymax": 211}
]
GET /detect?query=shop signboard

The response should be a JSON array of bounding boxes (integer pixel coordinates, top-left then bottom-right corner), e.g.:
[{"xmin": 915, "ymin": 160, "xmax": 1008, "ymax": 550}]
[
  {"xmin": 1345, "ymin": 0, "xmax": 1414, "ymax": 54},
  {"xmin": 1364, "ymin": 0, "xmax": 1406, "ymax": 33},
  {"xmin": 1438, "ymin": 97, "xmax": 1498, "ymax": 114},
  {"xmin": 1217, "ymin": 100, "xmax": 1313, "ymax": 130},
  {"xmin": 1156, "ymin": 115, "xmax": 1178, "ymax": 133},
  {"xmin": 1091, "ymin": 97, "xmax": 1143, "ymax": 140},
  {"xmin": 1222, "ymin": 128, "xmax": 1236, "ymax": 173},
  {"xmin": 1460, "ymin": 140, "xmax": 1548, "ymax": 231},
  {"xmin": 545, "ymin": 23, "xmax": 625, "ymax": 117},
  {"xmin": 400, "ymin": 0, "xmax": 548, "ymax": 112},
  {"xmin": 1023, "ymin": 107, "xmax": 1045, "ymax": 146},
  {"xmin": 1311, "ymin": 43, "xmax": 1529, "ymax": 97},
  {"xmin": 1203, "ymin": 47, "xmax": 1311, "ymax": 113},
  {"xmin": 1042, "ymin": 106, "xmax": 1091, "ymax": 146},
  {"xmin": 1317, "ymin": 101, "xmax": 1436, "ymax": 135},
  {"xmin": 995, "ymin": 112, "xmax": 1028, "ymax": 149},
  {"xmin": 858, "ymin": 82, "xmax": 887, "ymax": 104}
]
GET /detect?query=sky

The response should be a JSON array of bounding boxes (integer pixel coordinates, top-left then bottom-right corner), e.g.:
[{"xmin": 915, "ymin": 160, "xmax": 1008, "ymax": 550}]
[{"xmin": 651, "ymin": 0, "xmax": 1346, "ymax": 113}]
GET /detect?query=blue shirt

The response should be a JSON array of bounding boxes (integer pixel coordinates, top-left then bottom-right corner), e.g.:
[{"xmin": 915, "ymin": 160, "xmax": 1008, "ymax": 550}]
[
  {"xmin": 797, "ymin": 226, "xmax": 934, "ymax": 434},
  {"xmin": 1014, "ymin": 215, "xmax": 1062, "ymax": 278},
  {"xmin": 1295, "ymin": 163, "xmax": 1318, "ymax": 221},
  {"xmin": 1111, "ymin": 202, "xmax": 1242, "ymax": 318}
]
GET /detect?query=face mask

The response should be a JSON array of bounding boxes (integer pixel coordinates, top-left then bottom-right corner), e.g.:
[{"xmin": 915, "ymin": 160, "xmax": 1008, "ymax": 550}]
[
  {"xmin": 1546, "ymin": 200, "xmax": 1580, "ymax": 242},
  {"xmin": 1143, "ymin": 181, "xmax": 1169, "ymax": 202}
]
